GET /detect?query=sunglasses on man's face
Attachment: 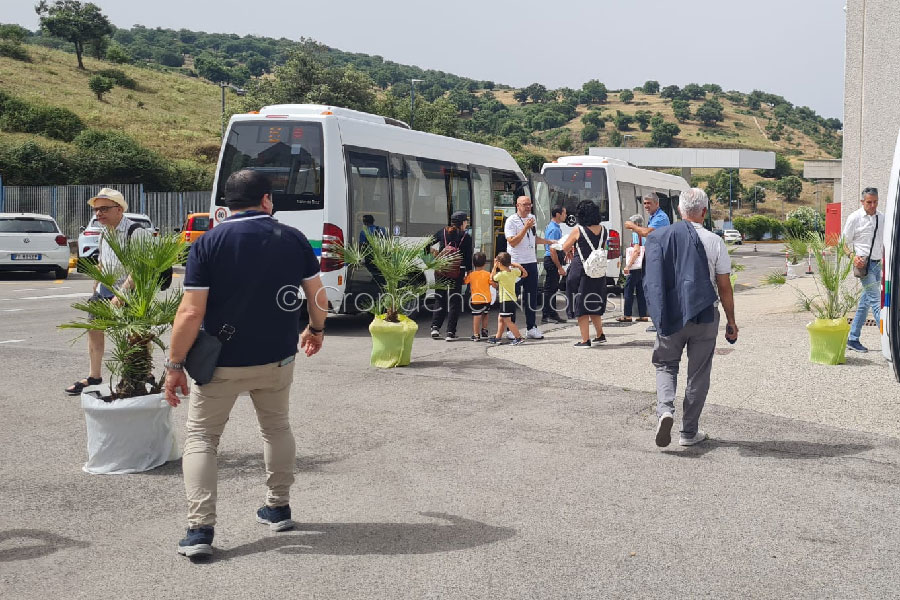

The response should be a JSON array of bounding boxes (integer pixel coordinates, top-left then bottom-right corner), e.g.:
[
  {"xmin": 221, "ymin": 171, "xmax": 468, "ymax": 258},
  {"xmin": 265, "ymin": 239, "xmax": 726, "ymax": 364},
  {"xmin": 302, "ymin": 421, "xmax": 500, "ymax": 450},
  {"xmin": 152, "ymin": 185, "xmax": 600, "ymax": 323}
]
[{"xmin": 92, "ymin": 205, "xmax": 119, "ymax": 214}]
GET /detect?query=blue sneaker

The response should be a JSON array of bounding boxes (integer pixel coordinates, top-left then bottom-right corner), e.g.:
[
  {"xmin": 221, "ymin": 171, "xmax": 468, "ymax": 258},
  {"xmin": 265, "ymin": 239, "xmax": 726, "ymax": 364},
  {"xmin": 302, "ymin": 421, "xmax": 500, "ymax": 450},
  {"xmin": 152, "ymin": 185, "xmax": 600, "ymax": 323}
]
[
  {"xmin": 257, "ymin": 505, "xmax": 294, "ymax": 532},
  {"xmin": 847, "ymin": 340, "xmax": 868, "ymax": 353},
  {"xmin": 177, "ymin": 526, "xmax": 214, "ymax": 557}
]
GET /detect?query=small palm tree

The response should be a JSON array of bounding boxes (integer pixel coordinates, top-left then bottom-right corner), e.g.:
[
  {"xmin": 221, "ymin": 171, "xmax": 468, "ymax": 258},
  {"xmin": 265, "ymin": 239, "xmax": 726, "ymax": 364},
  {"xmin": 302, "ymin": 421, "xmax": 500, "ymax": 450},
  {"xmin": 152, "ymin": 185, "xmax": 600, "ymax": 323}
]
[
  {"xmin": 60, "ymin": 230, "xmax": 186, "ymax": 399},
  {"xmin": 772, "ymin": 232, "xmax": 861, "ymax": 320},
  {"xmin": 339, "ymin": 232, "xmax": 455, "ymax": 322}
]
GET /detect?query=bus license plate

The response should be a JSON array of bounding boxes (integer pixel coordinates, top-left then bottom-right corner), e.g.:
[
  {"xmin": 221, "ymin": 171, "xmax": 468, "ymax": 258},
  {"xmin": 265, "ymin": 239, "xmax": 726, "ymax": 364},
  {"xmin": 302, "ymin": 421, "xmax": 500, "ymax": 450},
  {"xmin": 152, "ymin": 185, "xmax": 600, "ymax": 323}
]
[{"xmin": 11, "ymin": 254, "xmax": 41, "ymax": 260}]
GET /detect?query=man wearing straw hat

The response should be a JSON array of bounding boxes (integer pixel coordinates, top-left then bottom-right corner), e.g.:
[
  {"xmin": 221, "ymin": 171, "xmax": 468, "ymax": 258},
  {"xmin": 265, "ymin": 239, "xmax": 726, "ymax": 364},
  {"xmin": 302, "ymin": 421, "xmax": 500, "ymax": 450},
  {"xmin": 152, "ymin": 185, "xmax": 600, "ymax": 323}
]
[{"xmin": 64, "ymin": 188, "xmax": 150, "ymax": 395}]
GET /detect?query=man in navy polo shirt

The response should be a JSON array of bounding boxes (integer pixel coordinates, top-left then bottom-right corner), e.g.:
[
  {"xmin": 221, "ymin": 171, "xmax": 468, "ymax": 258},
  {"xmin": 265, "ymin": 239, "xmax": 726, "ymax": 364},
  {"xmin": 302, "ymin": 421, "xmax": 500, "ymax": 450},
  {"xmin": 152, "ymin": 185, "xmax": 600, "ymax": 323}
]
[
  {"xmin": 164, "ymin": 169, "xmax": 327, "ymax": 558},
  {"xmin": 625, "ymin": 193, "xmax": 671, "ymax": 333}
]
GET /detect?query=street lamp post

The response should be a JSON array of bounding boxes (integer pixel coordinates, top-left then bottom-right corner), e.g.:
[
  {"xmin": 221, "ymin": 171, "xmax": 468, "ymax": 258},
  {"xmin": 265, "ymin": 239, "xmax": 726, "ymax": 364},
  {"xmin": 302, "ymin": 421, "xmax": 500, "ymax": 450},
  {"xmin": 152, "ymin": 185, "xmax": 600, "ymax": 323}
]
[
  {"xmin": 410, "ymin": 79, "xmax": 424, "ymax": 130},
  {"xmin": 728, "ymin": 169, "xmax": 734, "ymax": 224},
  {"xmin": 220, "ymin": 82, "xmax": 226, "ymax": 139}
]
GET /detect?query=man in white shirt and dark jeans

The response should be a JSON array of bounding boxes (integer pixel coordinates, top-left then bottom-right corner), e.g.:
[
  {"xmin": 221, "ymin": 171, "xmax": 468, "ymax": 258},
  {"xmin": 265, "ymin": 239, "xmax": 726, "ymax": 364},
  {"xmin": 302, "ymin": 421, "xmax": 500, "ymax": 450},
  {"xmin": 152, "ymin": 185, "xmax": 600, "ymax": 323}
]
[
  {"xmin": 843, "ymin": 187, "xmax": 885, "ymax": 353},
  {"xmin": 504, "ymin": 195, "xmax": 555, "ymax": 339}
]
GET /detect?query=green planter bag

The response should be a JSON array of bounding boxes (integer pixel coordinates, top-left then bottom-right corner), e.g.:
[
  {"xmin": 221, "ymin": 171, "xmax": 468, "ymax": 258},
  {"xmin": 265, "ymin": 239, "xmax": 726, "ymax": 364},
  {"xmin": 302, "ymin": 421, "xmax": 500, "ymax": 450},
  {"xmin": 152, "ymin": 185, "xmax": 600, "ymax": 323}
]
[
  {"xmin": 369, "ymin": 314, "xmax": 418, "ymax": 368},
  {"xmin": 806, "ymin": 318, "xmax": 851, "ymax": 365}
]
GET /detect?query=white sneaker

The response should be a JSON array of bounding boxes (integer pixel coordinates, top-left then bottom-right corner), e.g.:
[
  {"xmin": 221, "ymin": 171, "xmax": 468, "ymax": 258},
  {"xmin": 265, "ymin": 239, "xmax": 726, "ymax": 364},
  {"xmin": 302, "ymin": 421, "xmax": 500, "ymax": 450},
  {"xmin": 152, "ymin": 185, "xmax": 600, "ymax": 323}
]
[
  {"xmin": 506, "ymin": 331, "xmax": 515, "ymax": 340},
  {"xmin": 679, "ymin": 430, "xmax": 708, "ymax": 446},
  {"xmin": 655, "ymin": 412, "xmax": 674, "ymax": 447},
  {"xmin": 526, "ymin": 327, "xmax": 543, "ymax": 339}
]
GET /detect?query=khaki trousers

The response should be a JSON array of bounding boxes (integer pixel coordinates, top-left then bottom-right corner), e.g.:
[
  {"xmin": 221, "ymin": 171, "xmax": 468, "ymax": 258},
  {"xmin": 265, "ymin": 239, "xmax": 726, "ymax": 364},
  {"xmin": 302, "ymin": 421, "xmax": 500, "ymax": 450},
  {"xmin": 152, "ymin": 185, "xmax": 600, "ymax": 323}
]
[{"xmin": 183, "ymin": 359, "xmax": 296, "ymax": 528}]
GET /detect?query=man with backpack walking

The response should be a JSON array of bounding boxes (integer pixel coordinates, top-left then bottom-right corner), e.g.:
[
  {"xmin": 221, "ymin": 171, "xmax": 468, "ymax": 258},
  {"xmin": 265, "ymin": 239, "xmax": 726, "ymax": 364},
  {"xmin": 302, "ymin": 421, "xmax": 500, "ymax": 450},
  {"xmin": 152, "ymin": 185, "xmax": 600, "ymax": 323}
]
[{"xmin": 65, "ymin": 188, "xmax": 151, "ymax": 395}]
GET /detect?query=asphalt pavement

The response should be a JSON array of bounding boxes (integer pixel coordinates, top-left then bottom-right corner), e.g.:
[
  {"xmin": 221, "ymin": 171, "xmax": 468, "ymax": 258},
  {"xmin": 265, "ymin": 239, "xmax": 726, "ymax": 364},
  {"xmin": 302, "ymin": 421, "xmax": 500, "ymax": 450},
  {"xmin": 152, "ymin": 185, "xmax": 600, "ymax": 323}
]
[{"xmin": 1, "ymin": 255, "xmax": 899, "ymax": 599}]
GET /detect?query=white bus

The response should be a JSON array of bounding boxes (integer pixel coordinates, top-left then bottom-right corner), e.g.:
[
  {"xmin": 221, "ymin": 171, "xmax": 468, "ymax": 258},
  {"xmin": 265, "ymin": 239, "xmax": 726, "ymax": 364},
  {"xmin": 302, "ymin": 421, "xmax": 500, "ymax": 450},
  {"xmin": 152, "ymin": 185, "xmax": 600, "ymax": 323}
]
[
  {"xmin": 882, "ymin": 128, "xmax": 900, "ymax": 381},
  {"xmin": 534, "ymin": 155, "xmax": 690, "ymax": 285},
  {"xmin": 208, "ymin": 104, "xmax": 527, "ymax": 313}
]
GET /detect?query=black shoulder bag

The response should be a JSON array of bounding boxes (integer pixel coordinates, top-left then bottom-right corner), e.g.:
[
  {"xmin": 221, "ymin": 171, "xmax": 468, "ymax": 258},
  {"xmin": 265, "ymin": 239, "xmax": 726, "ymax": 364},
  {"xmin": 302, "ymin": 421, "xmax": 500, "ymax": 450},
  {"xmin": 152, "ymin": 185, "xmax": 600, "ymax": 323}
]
[{"xmin": 184, "ymin": 223, "xmax": 282, "ymax": 385}]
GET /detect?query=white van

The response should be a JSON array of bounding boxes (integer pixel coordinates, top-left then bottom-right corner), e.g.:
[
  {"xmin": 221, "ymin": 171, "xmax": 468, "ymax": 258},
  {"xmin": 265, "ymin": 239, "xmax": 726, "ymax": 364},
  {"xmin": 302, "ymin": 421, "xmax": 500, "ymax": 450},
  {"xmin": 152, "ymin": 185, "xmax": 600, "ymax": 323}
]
[
  {"xmin": 881, "ymin": 128, "xmax": 899, "ymax": 381},
  {"xmin": 533, "ymin": 156, "xmax": 690, "ymax": 286}
]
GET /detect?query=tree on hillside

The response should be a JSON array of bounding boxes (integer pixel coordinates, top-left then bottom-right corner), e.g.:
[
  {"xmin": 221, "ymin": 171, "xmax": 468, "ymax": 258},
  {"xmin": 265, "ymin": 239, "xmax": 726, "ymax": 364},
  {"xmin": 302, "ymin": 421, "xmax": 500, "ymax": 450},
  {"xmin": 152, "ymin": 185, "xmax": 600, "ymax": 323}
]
[
  {"xmin": 513, "ymin": 88, "xmax": 530, "ymax": 104},
  {"xmin": 105, "ymin": 42, "xmax": 131, "ymax": 64},
  {"xmin": 244, "ymin": 48, "xmax": 375, "ymax": 113},
  {"xmin": 581, "ymin": 123, "xmax": 599, "ymax": 142},
  {"xmin": 195, "ymin": 54, "xmax": 231, "ymax": 83},
  {"xmin": 635, "ymin": 110, "xmax": 652, "ymax": 131},
  {"xmin": 671, "ymin": 99, "xmax": 691, "ymax": 122},
  {"xmin": 608, "ymin": 130, "xmax": 624, "ymax": 147},
  {"xmin": 682, "ymin": 83, "xmax": 705, "ymax": 100},
  {"xmin": 619, "ymin": 89, "xmax": 634, "ymax": 103},
  {"xmin": 527, "ymin": 83, "xmax": 552, "ymax": 104},
  {"xmin": 649, "ymin": 121, "xmax": 680, "ymax": 147},
  {"xmin": 642, "ymin": 80, "xmax": 660, "ymax": 94},
  {"xmin": 705, "ymin": 169, "xmax": 745, "ymax": 206},
  {"xmin": 775, "ymin": 175, "xmax": 803, "ymax": 203},
  {"xmin": 660, "ymin": 85, "xmax": 681, "ymax": 100},
  {"xmin": 581, "ymin": 79, "xmax": 608, "ymax": 103},
  {"xmin": 581, "ymin": 111, "xmax": 604, "ymax": 128},
  {"xmin": 88, "ymin": 74, "xmax": 113, "ymax": 100},
  {"xmin": 702, "ymin": 83, "xmax": 723, "ymax": 94},
  {"xmin": 754, "ymin": 154, "xmax": 793, "ymax": 179},
  {"xmin": 35, "ymin": 0, "xmax": 113, "ymax": 69},
  {"xmin": 695, "ymin": 98, "xmax": 724, "ymax": 126},
  {"xmin": 614, "ymin": 111, "xmax": 634, "ymax": 131}
]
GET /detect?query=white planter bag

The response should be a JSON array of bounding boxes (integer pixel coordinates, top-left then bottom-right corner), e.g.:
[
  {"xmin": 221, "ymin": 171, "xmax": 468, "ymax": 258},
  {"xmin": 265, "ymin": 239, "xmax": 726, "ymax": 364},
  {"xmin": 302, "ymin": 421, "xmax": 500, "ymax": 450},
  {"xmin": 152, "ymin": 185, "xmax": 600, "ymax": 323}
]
[{"xmin": 81, "ymin": 389, "xmax": 180, "ymax": 475}]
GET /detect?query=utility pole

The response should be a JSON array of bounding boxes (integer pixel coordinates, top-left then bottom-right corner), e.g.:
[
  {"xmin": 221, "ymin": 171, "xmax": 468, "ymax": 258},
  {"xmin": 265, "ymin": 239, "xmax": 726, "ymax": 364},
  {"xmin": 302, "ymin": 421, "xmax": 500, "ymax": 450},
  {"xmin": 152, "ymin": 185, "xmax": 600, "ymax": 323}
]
[
  {"xmin": 728, "ymin": 169, "xmax": 734, "ymax": 225},
  {"xmin": 220, "ymin": 82, "xmax": 226, "ymax": 139}
]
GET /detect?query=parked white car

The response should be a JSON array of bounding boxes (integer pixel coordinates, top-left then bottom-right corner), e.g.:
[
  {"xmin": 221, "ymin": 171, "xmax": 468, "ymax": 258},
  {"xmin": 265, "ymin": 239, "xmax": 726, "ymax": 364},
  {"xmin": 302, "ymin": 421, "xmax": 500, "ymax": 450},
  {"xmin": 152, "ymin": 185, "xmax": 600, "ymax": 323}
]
[
  {"xmin": 77, "ymin": 213, "xmax": 156, "ymax": 261},
  {"xmin": 723, "ymin": 229, "xmax": 743, "ymax": 244},
  {"xmin": 0, "ymin": 213, "xmax": 71, "ymax": 279}
]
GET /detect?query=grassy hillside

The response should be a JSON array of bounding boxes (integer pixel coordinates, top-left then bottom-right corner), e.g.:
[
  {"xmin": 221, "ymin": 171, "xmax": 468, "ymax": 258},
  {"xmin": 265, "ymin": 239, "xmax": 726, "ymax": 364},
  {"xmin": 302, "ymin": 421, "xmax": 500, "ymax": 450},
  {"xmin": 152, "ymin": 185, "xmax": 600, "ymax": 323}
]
[
  {"xmin": 0, "ymin": 45, "xmax": 222, "ymax": 163},
  {"xmin": 1, "ymin": 43, "xmax": 839, "ymax": 217}
]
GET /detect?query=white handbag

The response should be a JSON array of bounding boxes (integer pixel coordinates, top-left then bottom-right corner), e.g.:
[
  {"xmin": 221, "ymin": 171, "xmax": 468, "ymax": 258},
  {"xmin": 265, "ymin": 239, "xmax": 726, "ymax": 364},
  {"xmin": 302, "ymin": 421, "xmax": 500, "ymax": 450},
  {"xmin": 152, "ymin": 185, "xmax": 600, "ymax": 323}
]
[{"xmin": 626, "ymin": 245, "xmax": 643, "ymax": 270}]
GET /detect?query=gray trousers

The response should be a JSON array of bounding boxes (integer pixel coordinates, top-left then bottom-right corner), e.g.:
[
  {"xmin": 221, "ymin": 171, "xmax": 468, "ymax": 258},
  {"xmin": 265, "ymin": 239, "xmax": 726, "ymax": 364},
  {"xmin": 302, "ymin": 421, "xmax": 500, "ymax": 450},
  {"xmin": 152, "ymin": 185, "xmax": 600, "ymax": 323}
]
[{"xmin": 652, "ymin": 310, "xmax": 719, "ymax": 436}]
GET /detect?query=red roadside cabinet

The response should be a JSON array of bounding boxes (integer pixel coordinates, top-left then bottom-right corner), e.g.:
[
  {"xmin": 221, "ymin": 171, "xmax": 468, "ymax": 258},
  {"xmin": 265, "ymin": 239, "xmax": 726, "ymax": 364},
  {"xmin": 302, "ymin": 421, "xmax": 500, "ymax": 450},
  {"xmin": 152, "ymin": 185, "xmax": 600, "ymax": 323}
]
[{"xmin": 825, "ymin": 202, "xmax": 841, "ymax": 246}]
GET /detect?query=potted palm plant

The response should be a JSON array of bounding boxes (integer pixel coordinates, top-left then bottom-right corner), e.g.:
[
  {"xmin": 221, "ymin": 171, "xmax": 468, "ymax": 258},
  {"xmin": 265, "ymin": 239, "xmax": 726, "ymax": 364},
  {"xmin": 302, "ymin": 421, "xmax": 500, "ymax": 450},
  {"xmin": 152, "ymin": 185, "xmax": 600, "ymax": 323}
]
[
  {"xmin": 769, "ymin": 232, "xmax": 862, "ymax": 365},
  {"xmin": 340, "ymin": 232, "xmax": 454, "ymax": 368},
  {"xmin": 60, "ymin": 230, "xmax": 186, "ymax": 473}
]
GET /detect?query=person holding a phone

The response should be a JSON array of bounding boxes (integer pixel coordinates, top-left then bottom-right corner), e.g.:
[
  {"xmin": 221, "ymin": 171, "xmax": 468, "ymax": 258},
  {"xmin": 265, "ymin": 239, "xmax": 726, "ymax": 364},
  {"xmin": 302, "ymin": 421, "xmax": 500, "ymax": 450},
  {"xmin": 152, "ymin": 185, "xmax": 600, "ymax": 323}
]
[
  {"xmin": 643, "ymin": 188, "xmax": 738, "ymax": 449},
  {"xmin": 504, "ymin": 196, "xmax": 555, "ymax": 339}
]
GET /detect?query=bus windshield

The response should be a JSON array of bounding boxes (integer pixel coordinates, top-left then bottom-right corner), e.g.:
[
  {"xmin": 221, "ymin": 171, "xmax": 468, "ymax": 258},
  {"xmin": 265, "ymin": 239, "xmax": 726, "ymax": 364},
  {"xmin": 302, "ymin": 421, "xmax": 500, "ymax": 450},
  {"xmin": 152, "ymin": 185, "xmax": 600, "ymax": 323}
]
[
  {"xmin": 215, "ymin": 121, "xmax": 324, "ymax": 211},
  {"xmin": 543, "ymin": 167, "xmax": 609, "ymax": 222}
]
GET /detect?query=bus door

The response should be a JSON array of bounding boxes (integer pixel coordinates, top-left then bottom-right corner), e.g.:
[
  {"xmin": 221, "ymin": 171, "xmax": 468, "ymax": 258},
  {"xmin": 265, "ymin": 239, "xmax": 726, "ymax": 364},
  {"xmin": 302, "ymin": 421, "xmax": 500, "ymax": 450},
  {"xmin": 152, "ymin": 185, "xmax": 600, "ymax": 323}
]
[
  {"xmin": 346, "ymin": 150, "xmax": 392, "ymax": 296},
  {"xmin": 470, "ymin": 166, "xmax": 493, "ymax": 257},
  {"xmin": 530, "ymin": 172, "xmax": 551, "ymax": 280}
]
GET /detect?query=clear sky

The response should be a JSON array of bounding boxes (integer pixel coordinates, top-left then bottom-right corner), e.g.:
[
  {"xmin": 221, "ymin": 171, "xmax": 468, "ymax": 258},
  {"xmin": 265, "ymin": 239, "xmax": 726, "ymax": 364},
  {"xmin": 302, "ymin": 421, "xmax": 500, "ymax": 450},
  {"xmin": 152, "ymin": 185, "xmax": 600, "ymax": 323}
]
[{"xmin": 7, "ymin": 0, "xmax": 847, "ymax": 119}]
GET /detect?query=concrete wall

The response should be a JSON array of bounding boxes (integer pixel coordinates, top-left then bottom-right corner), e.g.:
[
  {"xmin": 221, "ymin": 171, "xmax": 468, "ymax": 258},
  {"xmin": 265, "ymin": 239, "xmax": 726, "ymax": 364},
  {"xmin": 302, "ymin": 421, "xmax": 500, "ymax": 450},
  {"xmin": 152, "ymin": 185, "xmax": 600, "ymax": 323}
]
[{"xmin": 842, "ymin": 0, "xmax": 900, "ymax": 218}]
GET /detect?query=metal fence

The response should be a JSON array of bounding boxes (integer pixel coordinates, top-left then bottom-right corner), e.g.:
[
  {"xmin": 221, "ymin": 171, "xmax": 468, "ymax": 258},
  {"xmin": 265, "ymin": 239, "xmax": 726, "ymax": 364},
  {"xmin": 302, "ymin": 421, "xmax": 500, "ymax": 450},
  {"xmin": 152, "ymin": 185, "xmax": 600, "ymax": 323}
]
[{"xmin": 0, "ymin": 183, "xmax": 211, "ymax": 239}]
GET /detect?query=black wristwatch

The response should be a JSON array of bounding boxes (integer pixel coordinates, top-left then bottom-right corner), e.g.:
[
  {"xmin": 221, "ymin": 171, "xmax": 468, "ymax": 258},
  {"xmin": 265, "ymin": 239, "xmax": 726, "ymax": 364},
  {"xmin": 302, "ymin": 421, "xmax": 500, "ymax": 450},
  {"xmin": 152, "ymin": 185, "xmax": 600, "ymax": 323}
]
[{"xmin": 307, "ymin": 325, "xmax": 325, "ymax": 335}]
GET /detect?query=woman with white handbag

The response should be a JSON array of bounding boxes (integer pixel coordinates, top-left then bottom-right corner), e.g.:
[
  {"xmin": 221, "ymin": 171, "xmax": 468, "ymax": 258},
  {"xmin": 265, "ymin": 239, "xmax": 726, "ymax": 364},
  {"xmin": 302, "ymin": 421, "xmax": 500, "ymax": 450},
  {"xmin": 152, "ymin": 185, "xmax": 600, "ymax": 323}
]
[{"xmin": 617, "ymin": 214, "xmax": 650, "ymax": 323}]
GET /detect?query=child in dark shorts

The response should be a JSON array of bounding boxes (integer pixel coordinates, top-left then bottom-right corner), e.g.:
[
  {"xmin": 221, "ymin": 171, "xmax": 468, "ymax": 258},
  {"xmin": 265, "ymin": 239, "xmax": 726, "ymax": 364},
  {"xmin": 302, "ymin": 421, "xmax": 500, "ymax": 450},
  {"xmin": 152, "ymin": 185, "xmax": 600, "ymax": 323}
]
[
  {"xmin": 489, "ymin": 252, "xmax": 525, "ymax": 345},
  {"xmin": 464, "ymin": 252, "xmax": 493, "ymax": 341}
]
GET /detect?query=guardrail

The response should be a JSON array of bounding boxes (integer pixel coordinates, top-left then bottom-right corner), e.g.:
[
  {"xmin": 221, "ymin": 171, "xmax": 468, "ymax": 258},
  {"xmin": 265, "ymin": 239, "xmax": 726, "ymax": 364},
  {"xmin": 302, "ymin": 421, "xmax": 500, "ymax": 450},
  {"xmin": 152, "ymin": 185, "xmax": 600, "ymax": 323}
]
[{"xmin": 0, "ymin": 181, "xmax": 211, "ymax": 238}]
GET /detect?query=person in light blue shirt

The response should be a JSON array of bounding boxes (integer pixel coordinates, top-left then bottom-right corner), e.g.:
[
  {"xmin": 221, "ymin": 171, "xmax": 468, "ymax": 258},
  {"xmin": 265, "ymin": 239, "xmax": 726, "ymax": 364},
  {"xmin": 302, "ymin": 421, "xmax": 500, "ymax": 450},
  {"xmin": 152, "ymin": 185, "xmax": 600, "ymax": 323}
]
[
  {"xmin": 541, "ymin": 206, "xmax": 567, "ymax": 323},
  {"xmin": 625, "ymin": 193, "xmax": 671, "ymax": 332}
]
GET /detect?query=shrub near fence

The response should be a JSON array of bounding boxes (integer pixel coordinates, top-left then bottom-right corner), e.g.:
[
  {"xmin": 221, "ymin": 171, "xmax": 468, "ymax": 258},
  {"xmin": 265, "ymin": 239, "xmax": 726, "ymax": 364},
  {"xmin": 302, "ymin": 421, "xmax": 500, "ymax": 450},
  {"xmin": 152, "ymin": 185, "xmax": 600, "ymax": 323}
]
[{"xmin": 0, "ymin": 183, "xmax": 210, "ymax": 239}]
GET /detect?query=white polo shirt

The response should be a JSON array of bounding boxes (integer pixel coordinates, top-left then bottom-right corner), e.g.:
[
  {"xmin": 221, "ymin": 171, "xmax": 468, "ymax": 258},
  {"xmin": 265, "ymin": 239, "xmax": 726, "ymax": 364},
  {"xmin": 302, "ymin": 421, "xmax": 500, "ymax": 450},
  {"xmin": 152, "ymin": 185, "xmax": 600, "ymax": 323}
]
[
  {"xmin": 690, "ymin": 222, "xmax": 731, "ymax": 302},
  {"xmin": 842, "ymin": 207, "xmax": 884, "ymax": 260},
  {"xmin": 504, "ymin": 212, "xmax": 538, "ymax": 265}
]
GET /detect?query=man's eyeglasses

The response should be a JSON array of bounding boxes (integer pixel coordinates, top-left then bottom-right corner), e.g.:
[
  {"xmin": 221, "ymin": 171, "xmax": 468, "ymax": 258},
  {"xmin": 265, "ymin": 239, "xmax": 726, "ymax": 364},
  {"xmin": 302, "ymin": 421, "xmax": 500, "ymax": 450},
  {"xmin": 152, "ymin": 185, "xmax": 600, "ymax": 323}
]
[{"xmin": 92, "ymin": 205, "xmax": 119, "ymax": 214}]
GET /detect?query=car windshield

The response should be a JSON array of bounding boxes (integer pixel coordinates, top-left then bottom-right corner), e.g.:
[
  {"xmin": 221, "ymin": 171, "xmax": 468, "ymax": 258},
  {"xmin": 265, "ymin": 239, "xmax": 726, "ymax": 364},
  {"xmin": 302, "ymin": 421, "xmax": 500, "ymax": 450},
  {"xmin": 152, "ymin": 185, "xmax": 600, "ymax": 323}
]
[
  {"xmin": 0, "ymin": 218, "xmax": 58, "ymax": 233},
  {"xmin": 190, "ymin": 216, "xmax": 210, "ymax": 231}
]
